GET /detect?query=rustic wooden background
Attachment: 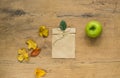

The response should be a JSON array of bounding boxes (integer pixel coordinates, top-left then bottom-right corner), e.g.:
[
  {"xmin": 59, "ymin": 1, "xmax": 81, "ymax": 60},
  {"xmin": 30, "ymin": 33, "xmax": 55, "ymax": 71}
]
[{"xmin": 0, "ymin": 0, "xmax": 120, "ymax": 78}]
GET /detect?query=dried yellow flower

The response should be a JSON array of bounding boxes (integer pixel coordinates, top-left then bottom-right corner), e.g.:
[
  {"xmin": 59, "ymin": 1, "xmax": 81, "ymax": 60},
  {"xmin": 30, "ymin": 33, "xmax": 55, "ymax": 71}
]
[
  {"xmin": 35, "ymin": 68, "xmax": 46, "ymax": 78},
  {"xmin": 17, "ymin": 55, "xmax": 24, "ymax": 62},
  {"xmin": 17, "ymin": 48, "xmax": 29, "ymax": 62},
  {"xmin": 26, "ymin": 39, "xmax": 37, "ymax": 50},
  {"xmin": 23, "ymin": 52, "xmax": 29, "ymax": 61},
  {"xmin": 39, "ymin": 26, "xmax": 49, "ymax": 37},
  {"xmin": 18, "ymin": 48, "xmax": 26, "ymax": 54}
]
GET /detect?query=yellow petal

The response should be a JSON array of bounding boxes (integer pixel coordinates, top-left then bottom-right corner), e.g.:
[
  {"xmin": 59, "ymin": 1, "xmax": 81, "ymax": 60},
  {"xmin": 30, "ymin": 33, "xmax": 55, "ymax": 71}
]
[
  {"xmin": 39, "ymin": 26, "xmax": 46, "ymax": 32},
  {"xmin": 17, "ymin": 55, "xmax": 24, "ymax": 62},
  {"xmin": 39, "ymin": 32, "xmax": 43, "ymax": 37},
  {"xmin": 26, "ymin": 39, "xmax": 37, "ymax": 50},
  {"xmin": 35, "ymin": 68, "xmax": 46, "ymax": 78},
  {"xmin": 24, "ymin": 52, "xmax": 29, "ymax": 60},
  {"xmin": 39, "ymin": 26, "xmax": 49, "ymax": 37},
  {"xmin": 18, "ymin": 48, "xmax": 26, "ymax": 55},
  {"xmin": 24, "ymin": 56, "xmax": 29, "ymax": 61},
  {"xmin": 42, "ymin": 29, "xmax": 49, "ymax": 37},
  {"xmin": 23, "ymin": 53, "xmax": 29, "ymax": 58}
]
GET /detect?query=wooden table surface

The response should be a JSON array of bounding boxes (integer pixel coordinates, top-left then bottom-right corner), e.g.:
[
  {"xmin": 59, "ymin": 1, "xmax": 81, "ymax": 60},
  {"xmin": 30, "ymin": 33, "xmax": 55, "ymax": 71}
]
[{"xmin": 0, "ymin": 0, "xmax": 120, "ymax": 78}]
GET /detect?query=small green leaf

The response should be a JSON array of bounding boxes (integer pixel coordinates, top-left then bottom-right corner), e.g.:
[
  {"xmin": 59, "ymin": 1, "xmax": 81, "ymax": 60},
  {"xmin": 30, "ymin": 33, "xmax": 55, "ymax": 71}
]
[{"xmin": 59, "ymin": 20, "xmax": 67, "ymax": 31}]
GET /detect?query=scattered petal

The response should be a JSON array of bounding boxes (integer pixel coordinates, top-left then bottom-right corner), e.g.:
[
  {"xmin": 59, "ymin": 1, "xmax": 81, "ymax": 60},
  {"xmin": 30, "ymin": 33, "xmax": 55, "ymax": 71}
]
[
  {"xmin": 31, "ymin": 48, "xmax": 41, "ymax": 57},
  {"xmin": 35, "ymin": 68, "xmax": 46, "ymax": 78},
  {"xmin": 17, "ymin": 48, "xmax": 29, "ymax": 62},
  {"xmin": 26, "ymin": 39, "xmax": 37, "ymax": 50},
  {"xmin": 23, "ymin": 52, "xmax": 29, "ymax": 61},
  {"xmin": 39, "ymin": 26, "xmax": 49, "ymax": 38},
  {"xmin": 18, "ymin": 48, "xmax": 27, "ymax": 55},
  {"xmin": 17, "ymin": 55, "xmax": 24, "ymax": 62}
]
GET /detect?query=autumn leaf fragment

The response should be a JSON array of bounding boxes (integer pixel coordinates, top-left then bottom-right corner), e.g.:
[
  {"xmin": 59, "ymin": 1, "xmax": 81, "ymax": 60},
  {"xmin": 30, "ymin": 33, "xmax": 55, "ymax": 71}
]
[
  {"xmin": 39, "ymin": 26, "xmax": 49, "ymax": 38},
  {"xmin": 17, "ymin": 55, "xmax": 24, "ymax": 62},
  {"xmin": 26, "ymin": 39, "xmax": 37, "ymax": 50},
  {"xmin": 17, "ymin": 48, "xmax": 29, "ymax": 62},
  {"xmin": 31, "ymin": 48, "xmax": 41, "ymax": 57},
  {"xmin": 35, "ymin": 68, "xmax": 46, "ymax": 78}
]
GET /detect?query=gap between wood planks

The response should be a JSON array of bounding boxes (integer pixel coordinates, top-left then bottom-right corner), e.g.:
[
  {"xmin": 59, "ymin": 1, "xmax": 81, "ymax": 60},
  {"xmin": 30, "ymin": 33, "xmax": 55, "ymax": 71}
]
[{"xmin": 0, "ymin": 60, "xmax": 120, "ymax": 65}]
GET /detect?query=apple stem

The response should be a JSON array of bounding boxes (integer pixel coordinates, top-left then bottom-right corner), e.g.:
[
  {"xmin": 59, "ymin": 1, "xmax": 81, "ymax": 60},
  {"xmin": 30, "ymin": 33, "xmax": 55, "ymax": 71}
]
[{"xmin": 90, "ymin": 26, "xmax": 96, "ymax": 31}]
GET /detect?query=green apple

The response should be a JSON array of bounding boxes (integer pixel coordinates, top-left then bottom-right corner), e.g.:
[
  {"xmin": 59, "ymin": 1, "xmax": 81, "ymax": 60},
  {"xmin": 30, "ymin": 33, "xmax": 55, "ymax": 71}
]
[{"xmin": 85, "ymin": 20, "xmax": 102, "ymax": 38}]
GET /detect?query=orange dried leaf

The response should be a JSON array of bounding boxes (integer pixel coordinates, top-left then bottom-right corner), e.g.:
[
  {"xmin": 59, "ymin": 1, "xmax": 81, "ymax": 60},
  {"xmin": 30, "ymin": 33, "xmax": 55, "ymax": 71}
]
[{"xmin": 31, "ymin": 48, "xmax": 41, "ymax": 57}]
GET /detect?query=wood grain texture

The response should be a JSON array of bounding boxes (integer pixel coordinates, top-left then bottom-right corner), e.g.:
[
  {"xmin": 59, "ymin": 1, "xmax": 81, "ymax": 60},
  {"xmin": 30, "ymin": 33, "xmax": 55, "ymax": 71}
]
[{"xmin": 0, "ymin": 0, "xmax": 120, "ymax": 78}]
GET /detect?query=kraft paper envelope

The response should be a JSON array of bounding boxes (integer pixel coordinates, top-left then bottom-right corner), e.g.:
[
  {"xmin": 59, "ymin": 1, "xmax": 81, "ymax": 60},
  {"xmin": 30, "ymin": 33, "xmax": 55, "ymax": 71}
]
[{"xmin": 52, "ymin": 28, "xmax": 76, "ymax": 58}]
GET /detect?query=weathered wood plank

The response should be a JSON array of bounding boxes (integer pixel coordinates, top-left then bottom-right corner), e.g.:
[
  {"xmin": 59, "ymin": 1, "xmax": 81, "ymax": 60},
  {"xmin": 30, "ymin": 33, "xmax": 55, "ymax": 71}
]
[{"xmin": 0, "ymin": 0, "xmax": 120, "ymax": 78}]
